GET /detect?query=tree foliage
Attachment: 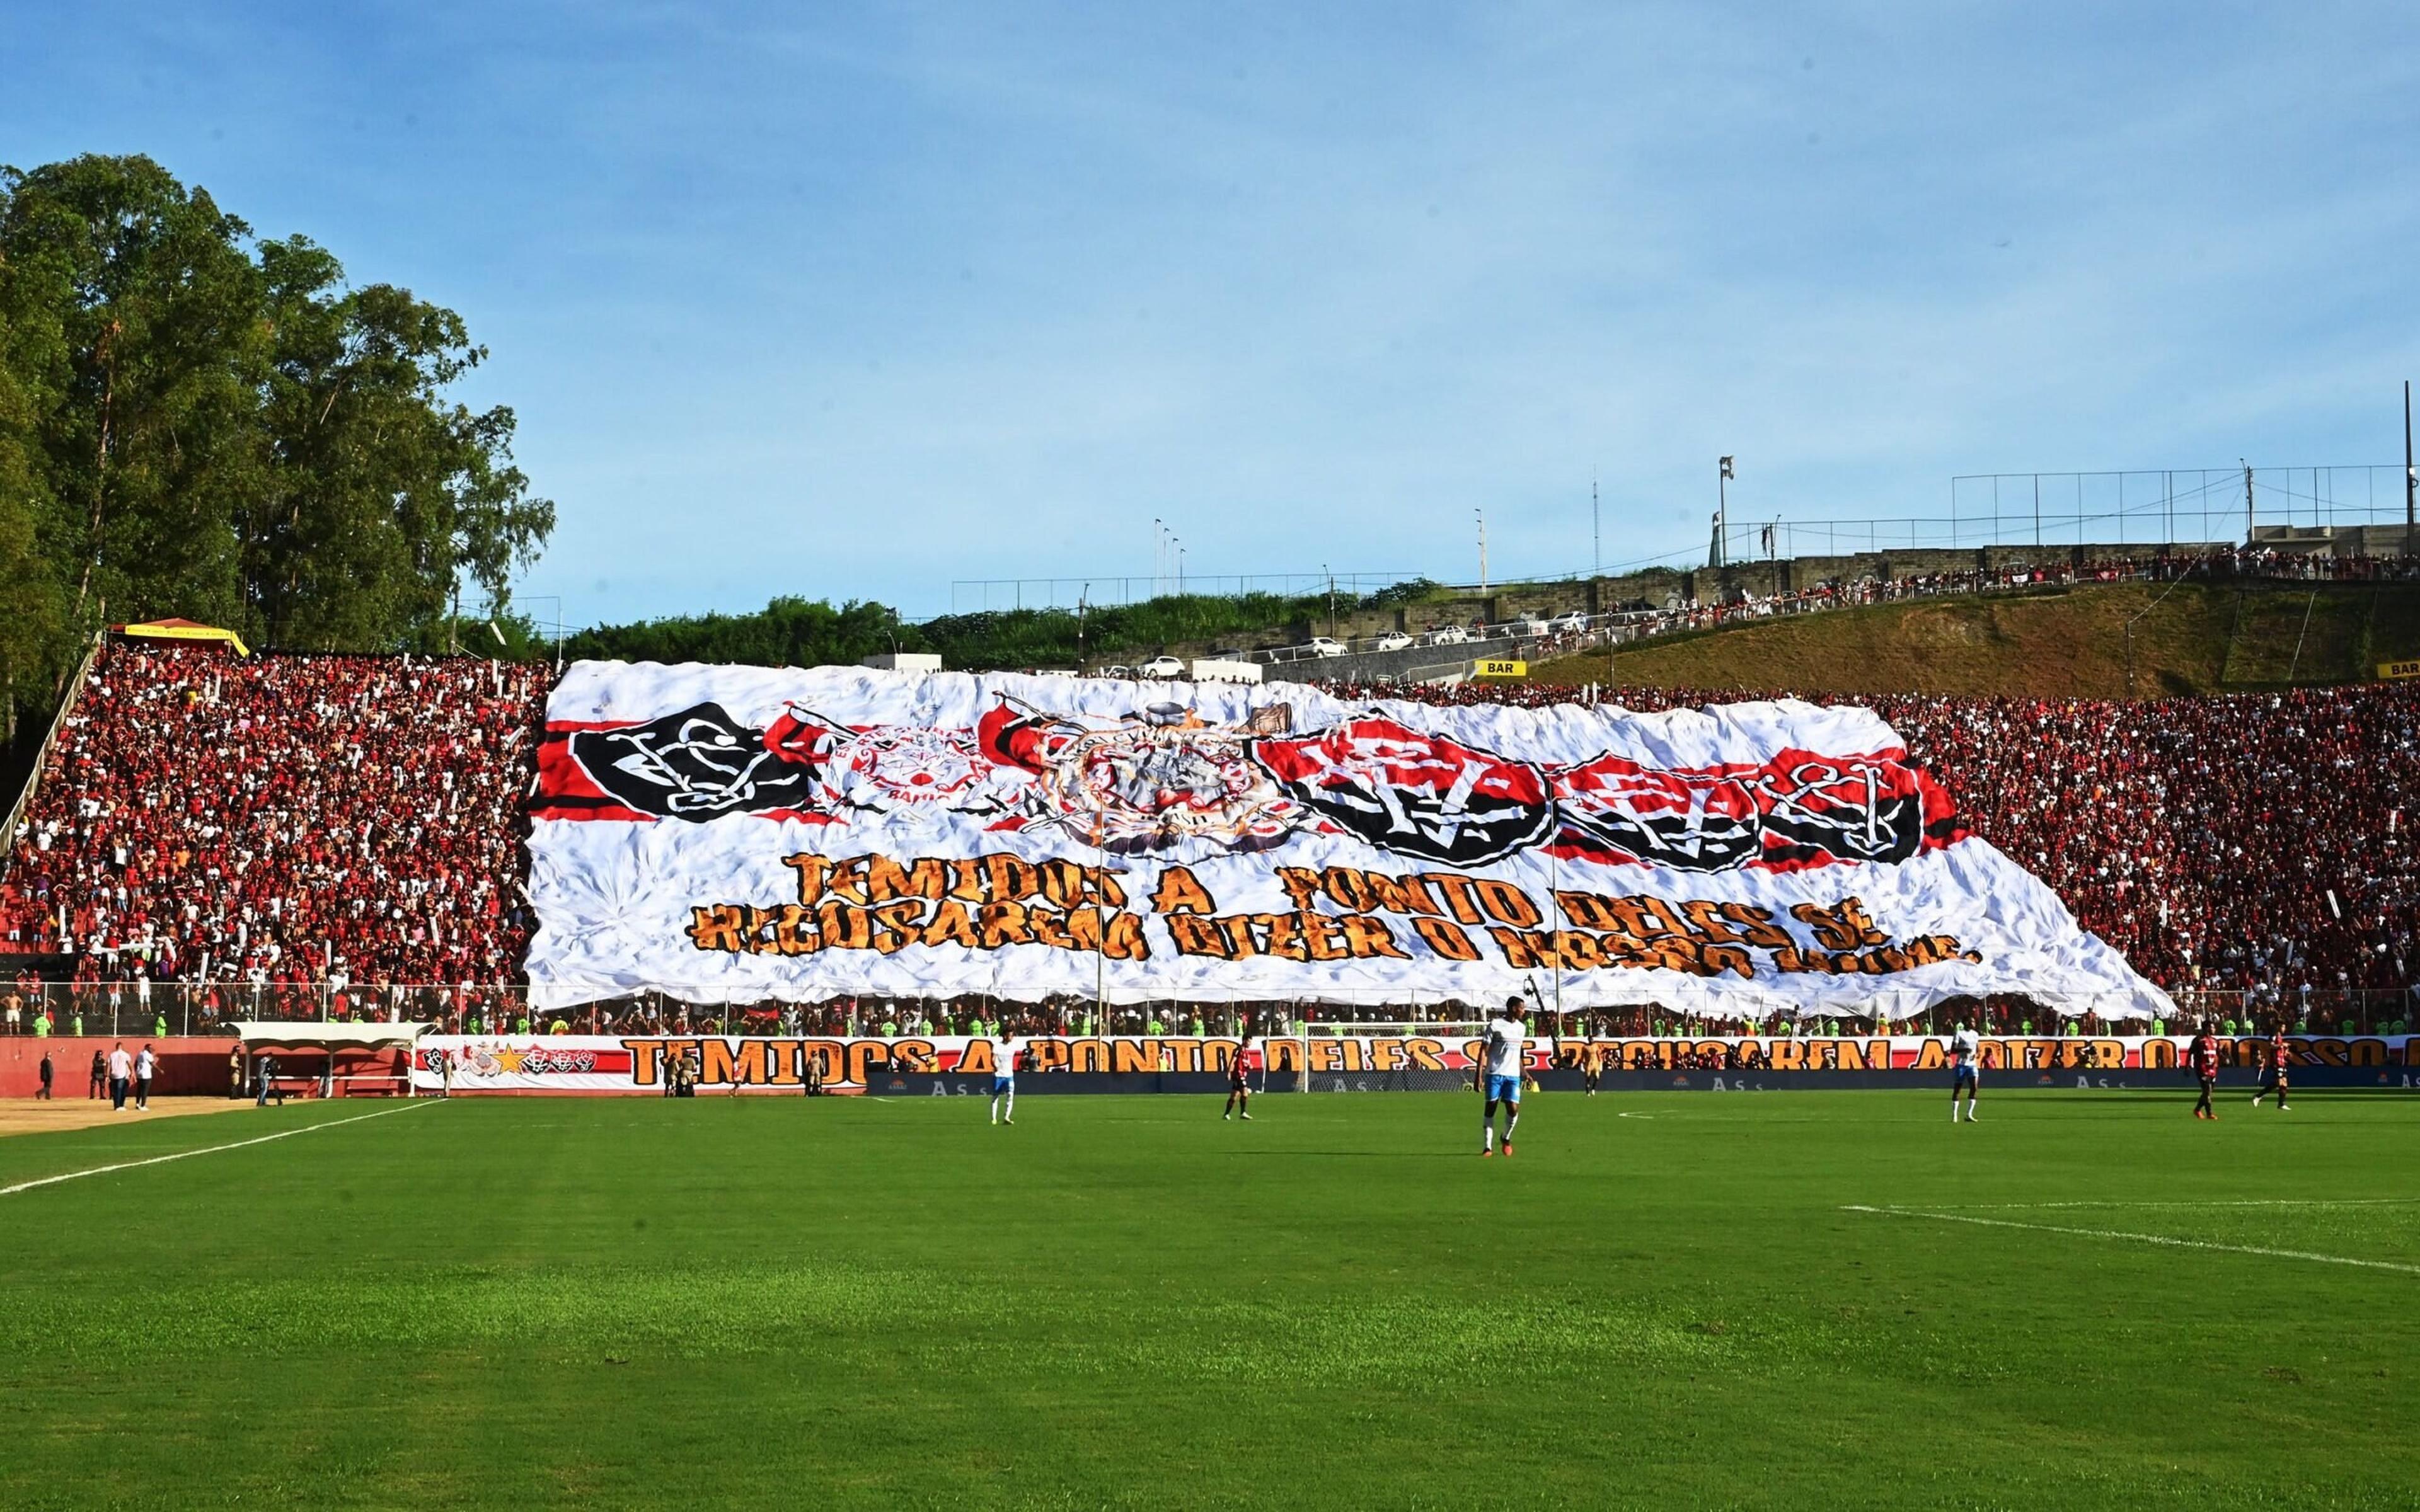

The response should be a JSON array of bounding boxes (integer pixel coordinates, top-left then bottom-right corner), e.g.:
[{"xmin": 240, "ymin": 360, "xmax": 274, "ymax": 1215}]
[
  {"xmin": 0, "ymin": 154, "xmax": 553, "ymax": 731},
  {"xmin": 567, "ymin": 581, "xmax": 1448, "ymax": 673}
]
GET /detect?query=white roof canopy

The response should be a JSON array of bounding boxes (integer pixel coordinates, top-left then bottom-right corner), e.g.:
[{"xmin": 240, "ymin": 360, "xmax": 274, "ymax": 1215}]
[{"xmin": 224, "ymin": 1021, "xmax": 433, "ymax": 1048}]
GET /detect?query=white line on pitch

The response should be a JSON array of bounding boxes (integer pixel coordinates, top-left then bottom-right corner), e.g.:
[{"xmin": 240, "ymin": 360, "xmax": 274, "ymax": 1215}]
[
  {"xmin": 0, "ymin": 1100, "xmax": 439, "ymax": 1199},
  {"xmin": 1841, "ymin": 1205, "xmax": 2420, "ymax": 1276},
  {"xmin": 1933, "ymin": 1197, "xmax": 2420, "ymax": 1211}
]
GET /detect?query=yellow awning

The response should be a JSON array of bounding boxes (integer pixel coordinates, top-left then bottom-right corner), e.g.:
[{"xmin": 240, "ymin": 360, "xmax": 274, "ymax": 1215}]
[{"xmin": 114, "ymin": 619, "xmax": 251, "ymax": 656}]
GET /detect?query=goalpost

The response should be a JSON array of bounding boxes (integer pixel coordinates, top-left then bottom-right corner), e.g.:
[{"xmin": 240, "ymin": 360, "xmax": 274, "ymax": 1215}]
[{"xmin": 1286, "ymin": 1021, "xmax": 1493, "ymax": 1093}]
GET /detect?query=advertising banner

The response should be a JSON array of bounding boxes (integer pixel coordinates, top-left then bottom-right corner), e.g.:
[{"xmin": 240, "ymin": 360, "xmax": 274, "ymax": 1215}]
[
  {"xmin": 410, "ymin": 1033, "xmax": 2416, "ymax": 1094},
  {"xmin": 525, "ymin": 663, "xmax": 2173, "ymax": 1017}
]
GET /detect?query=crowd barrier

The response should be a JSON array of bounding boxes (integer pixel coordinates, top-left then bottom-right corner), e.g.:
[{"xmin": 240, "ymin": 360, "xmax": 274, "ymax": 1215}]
[{"xmin": 410, "ymin": 1032, "xmax": 2420, "ymax": 1095}]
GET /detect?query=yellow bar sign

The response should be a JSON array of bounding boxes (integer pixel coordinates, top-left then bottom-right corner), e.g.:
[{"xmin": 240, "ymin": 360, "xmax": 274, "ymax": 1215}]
[
  {"xmin": 1475, "ymin": 658, "xmax": 1527, "ymax": 679},
  {"xmin": 2381, "ymin": 660, "xmax": 2420, "ymax": 680}
]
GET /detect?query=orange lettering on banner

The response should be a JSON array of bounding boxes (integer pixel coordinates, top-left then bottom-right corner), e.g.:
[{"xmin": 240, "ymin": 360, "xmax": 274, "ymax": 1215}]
[
  {"xmin": 865, "ymin": 854, "xmax": 946, "ymax": 903},
  {"xmin": 1679, "ymin": 900, "xmax": 1748, "ymax": 944},
  {"xmin": 624, "ymin": 1040, "xmax": 669, "ymax": 1085},
  {"xmin": 1027, "ymin": 905, "xmax": 1075, "ymax": 951},
  {"xmin": 1420, "ymin": 873, "xmax": 1490, "ymax": 925},
  {"xmin": 819, "ymin": 900, "xmax": 875, "ymax": 951},
  {"xmin": 1338, "ymin": 914, "xmax": 1410, "ymax": 959},
  {"xmin": 1112, "ymin": 1039, "xmax": 1160, "ymax": 1074},
  {"xmin": 983, "ymin": 855, "xmax": 1039, "ymax": 905},
  {"xmin": 1469, "ymin": 879, "xmax": 1543, "ymax": 928},
  {"xmin": 1790, "ymin": 898, "xmax": 1888, "ymax": 951},
  {"xmin": 977, "ymin": 902, "xmax": 1033, "ymax": 949},
  {"xmin": 764, "ymin": 1039, "xmax": 804, "ymax": 1085},
  {"xmin": 1027, "ymin": 1038, "xmax": 1070, "ymax": 1072},
  {"xmin": 1276, "ymin": 867, "xmax": 1325, "ymax": 912},
  {"xmin": 870, "ymin": 900, "xmax": 924, "ymax": 954},
  {"xmin": 688, "ymin": 905, "xmax": 748, "ymax": 952},
  {"xmin": 846, "ymin": 1041, "xmax": 893, "ymax": 1085},
  {"xmin": 701, "ymin": 1040, "xmax": 766, "ymax": 1085},
  {"xmin": 773, "ymin": 904, "xmax": 819, "ymax": 956},
  {"xmin": 1414, "ymin": 916, "xmax": 1482, "ymax": 961},
  {"xmin": 1150, "ymin": 866, "xmax": 1218, "ymax": 915},
  {"xmin": 822, "ymin": 856, "xmax": 868, "ymax": 903},
  {"xmin": 781, "ymin": 854, "xmax": 834, "ymax": 905},
  {"xmin": 1718, "ymin": 902, "xmax": 1796, "ymax": 949},
  {"xmin": 921, "ymin": 900, "xmax": 979, "ymax": 949},
  {"xmin": 1167, "ymin": 915, "xmax": 1230, "ymax": 958}
]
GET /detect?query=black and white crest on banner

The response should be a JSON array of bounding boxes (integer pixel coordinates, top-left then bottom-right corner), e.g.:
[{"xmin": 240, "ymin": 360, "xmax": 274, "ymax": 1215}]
[
  {"xmin": 567, "ymin": 702, "xmax": 818, "ymax": 819},
  {"xmin": 1251, "ymin": 716, "xmax": 1555, "ymax": 866}
]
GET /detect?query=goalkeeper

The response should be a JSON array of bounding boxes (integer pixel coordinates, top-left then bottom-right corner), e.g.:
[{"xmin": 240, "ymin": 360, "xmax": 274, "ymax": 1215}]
[{"xmin": 1479, "ymin": 997, "xmax": 1529, "ymax": 1158}]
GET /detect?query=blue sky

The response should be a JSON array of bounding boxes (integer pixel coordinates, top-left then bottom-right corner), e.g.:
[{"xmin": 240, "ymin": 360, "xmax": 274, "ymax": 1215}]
[{"xmin": 9, "ymin": 3, "xmax": 2417, "ymax": 624}]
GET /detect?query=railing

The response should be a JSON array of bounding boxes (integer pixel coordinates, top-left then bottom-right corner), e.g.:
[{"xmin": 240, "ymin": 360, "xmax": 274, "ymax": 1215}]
[
  {"xmin": 0, "ymin": 631, "xmax": 102, "ymax": 862},
  {"xmin": 1, "ymin": 981, "xmax": 2411, "ymax": 1042}
]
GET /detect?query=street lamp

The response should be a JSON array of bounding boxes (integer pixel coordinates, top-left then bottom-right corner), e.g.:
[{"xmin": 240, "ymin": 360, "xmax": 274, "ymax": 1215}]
[{"xmin": 1714, "ymin": 456, "xmax": 1735, "ymax": 568}]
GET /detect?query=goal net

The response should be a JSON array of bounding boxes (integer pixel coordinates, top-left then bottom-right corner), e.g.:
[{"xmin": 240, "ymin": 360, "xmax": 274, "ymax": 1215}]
[{"xmin": 1286, "ymin": 1021, "xmax": 1490, "ymax": 1093}]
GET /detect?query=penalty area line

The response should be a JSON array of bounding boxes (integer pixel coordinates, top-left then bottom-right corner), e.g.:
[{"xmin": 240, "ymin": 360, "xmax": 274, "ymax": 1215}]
[
  {"xmin": 0, "ymin": 1099, "xmax": 439, "ymax": 1199},
  {"xmin": 1841, "ymin": 1205, "xmax": 2420, "ymax": 1276},
  {"xmin": 1933, "ymin": 1197, "xmax": 2420, "ymax": 1211}
]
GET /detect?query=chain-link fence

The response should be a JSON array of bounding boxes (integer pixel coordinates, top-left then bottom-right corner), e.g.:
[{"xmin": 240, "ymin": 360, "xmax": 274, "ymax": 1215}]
[{"xmin": 1, "ymin": 980, "xmax": 2411, "ymax": 1041}]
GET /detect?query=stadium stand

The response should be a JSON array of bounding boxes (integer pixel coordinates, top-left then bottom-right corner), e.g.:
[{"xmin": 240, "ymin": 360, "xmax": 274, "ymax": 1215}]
[
  {"xmin": 4, "ymin": 607, "xmax": 2418, "ymax": 1038},
  {"xmin": 0, "ymin": 643, "xmax": 546, "ymax": 991},
  {"xmin": 1333, "ymin": 679, "xmax": 2420, "ymax": 1026}
]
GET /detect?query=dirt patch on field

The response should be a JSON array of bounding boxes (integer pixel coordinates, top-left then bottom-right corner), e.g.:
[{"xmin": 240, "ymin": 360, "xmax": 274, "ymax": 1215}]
[{"xmin": 0, "ymin": 1099, "xmax": 253, "ymax": 1140}]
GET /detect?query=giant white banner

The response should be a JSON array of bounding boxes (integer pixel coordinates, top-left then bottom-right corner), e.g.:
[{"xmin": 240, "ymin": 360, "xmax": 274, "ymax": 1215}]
[{"xmin": 525, "ymin": 663, "xmax": 2174, "ymax": 1018}]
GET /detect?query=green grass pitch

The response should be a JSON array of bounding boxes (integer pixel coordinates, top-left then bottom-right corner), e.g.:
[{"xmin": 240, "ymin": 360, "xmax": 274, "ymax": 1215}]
[{"xmin": 2, "ymin": 1088, "xmax": 2413, "ymax": 1509}]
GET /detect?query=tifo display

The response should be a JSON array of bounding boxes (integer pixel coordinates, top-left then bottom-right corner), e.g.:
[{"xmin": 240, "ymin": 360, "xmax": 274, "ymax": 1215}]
[
  {"xmin": 6, "ymin": 641, "xmax": 2420, "ymax": 1032},
  {"xmin": 524, "ymin": 662, "xmax": 2167, "ymax": 1017}
]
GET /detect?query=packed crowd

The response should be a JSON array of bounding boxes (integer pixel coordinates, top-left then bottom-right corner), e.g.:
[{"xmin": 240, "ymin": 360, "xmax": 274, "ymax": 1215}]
[
  {"xmin": 6, "ymin": 630, "xmax": 2420, "ymax": 1030},
  {"xmin": 1331, "ymin": 677, "xmax": 2420, "ymax": 1012},
  {"xmin": 0, "ymin": 643, "xmax": 548, "ymax": 990},
  {"xmin": 1513, "ymin": 549, "xmax": 2420, "ymax": 667}
]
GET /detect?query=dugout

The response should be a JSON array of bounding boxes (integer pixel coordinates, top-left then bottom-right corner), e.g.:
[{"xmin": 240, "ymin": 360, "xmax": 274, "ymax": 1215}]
[{"xmin": 223, "ymin": 1021, "xmax": 432, "ymax": 1098}]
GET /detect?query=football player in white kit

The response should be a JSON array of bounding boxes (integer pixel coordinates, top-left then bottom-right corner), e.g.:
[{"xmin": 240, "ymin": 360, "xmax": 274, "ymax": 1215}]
[
  {"xmin": 990, "ymin": 1033, "xmax": 1020, "ymax": 1125},
  {"xmin": 1948, "ymin": 1019, "xmax": 1981, "ymax": 1123},
  {"xmin": 1480, "ymin": 997, "xmax": 1529, "ymax": 1157}
]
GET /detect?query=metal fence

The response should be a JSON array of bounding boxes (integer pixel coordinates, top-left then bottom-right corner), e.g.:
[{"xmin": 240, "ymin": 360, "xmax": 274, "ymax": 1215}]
[{"xmin": 1, "ymin": 980, "xmax": 2411, "ymax": 1041}]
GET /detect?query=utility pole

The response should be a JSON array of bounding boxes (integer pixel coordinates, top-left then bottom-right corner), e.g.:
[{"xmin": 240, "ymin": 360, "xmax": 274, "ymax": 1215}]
[
  {"xmin": 1324, "ymin": 564, "xmax": 1337, "ymax": 639},
  {"xmin": 1591, "ymin": 471, "xmax": 1600, "ymax": 577},
  {"xmin": 1714, "ymin": 457, "xmax": 1734, "ymax": 568},
  {"xmin": 2243, "ymin": 460, "xmax": 2255, "ymax": 544},
  {"xmin": 1476, "ymin": 509, "xmax": 1488, "ymax": 595},
  {"xmin": 2405, "ymin": 380, "xmax": 2414, "ymax": 554}
]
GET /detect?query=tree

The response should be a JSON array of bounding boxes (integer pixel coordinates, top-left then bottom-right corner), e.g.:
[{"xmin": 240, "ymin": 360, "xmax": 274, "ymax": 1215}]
[{"xmin": 0, "ymin": 152, "xmax": 555, "ymax": 704}]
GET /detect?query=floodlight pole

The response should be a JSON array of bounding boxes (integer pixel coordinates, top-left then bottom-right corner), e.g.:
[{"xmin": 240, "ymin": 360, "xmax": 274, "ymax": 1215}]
[{"xmin": 2404, "ymin": 380, "xmax": 2414, "ymax": 554}]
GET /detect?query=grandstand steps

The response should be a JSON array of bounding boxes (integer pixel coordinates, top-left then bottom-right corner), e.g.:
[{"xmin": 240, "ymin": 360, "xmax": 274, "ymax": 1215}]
[{"xmin": 1530, "ymin": 580, "xmax": 2420, "ymax": 699}]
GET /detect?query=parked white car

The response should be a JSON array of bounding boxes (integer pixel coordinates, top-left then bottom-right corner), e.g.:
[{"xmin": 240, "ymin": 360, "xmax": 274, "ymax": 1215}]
[
  {"xmin": 1101, "ymin": 664, "xmax": 1135, "ymax": 679},
  {"xmin": 1510, "ymin": 616, "xmax": 1550, "ymax": 638},
  {"xmin": 1549, "ymin": 611, "xmax": 1589, "ymax": 634},
  {"xmin": 1424, "ymin": 624, "xmax": 1470, "ymax": 646},
  {"xmin": 1372, "ymin": 630, "xmax": 1413, "ymax": 652},
  {"xmin": 1139, "ymin": 655, "xmax": 1185, "ymax": 678},
  {"xmin": 1306, "ymin": 637, "xmax": 1349, "ymax": 658}
]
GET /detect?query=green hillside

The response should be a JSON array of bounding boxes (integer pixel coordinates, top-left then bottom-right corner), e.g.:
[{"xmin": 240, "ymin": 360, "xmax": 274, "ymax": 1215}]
[{"xmin": 1533, "ymin": 581, "xmax": 2420, "ymax": 699}]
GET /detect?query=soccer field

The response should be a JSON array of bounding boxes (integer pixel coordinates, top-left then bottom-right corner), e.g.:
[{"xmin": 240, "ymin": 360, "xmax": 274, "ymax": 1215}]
[{"xmin": 3, "ymin": 1089, "xmax": 2413, "ymax": 1510}]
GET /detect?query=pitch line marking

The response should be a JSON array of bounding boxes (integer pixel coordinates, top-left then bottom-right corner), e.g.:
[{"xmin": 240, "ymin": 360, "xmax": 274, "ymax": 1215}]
[
  {"xmin": 1937, "ymin": 1198, "xmax": 2420, "ymax": 1211},
  {"xmin": 1841, "ymin": 1205, "xmax": 2420, "ymax": 1276},
  {"xmin": 0, "ymin": 1099, "xmax": 438, "ymax": 1199}
]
